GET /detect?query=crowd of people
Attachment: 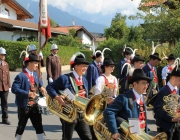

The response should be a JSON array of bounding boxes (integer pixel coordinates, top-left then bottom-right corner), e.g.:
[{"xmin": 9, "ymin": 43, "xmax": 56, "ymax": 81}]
[{"xmin": 0, "ymin": 43, "xmax": 179, "ymax": 140}]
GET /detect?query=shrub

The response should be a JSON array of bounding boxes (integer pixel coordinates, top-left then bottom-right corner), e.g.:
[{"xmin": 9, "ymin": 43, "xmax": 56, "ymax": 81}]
[{"xmin": 0, "ymin": 40, "xmax": 79, "ymax": 71}]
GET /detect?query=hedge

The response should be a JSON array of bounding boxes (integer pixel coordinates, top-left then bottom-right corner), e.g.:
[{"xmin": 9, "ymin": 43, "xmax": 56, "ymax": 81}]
[
  {"xmin": 0, "ymin": 40, "xmax": 79, "ymax": 71},
  {"xmin": 97, "ymin": 38, "xmax": 178, "ymax": 88}
]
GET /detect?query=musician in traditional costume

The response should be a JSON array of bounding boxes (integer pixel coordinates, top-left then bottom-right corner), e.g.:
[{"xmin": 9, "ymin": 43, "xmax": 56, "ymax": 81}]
[
  {"xmin": 118, "ymin": 47, "xmax": 132, "ymax": 93},
  {"xmin": 142, "ymin": 53, "xmax": 161, "ymax": 99},
  {"xmin": 12, "ymin": 54, "xmax": 46, "ymax": 140},
  {"xmin": 154, "ymin": 63, "xmax": 180, "ymax": 140},
  {"xmin": 0, "ymin": 47, "xmax": 11, "ymax": 125},
  {"xmin": 104, "ymin": 69, "xmax": 152, "ymax": 140},
  {"xmin": 46, "ymin": 44, "xmax": 61, "ymax": 84},
  {"xmin": 94, "ymin": 58, "xmax": 118, "ymax": 104},
  {"xmin": 21, "ymin": 44, "xmax": 45, "ymax": 78},
  {"xmin": 122, "ymin": 54, "xmax": 145, "ymax": 91},
  {"xmin": 46, "ymin": 53, "xmax": 92, "ymax": 140},
  {"xmin": 161, "ymin": 54, "xmax": 176, "ymax": 86},
  {"xmin": 86, "ymin": 50, "xmax": 102, "ymax": 92}
]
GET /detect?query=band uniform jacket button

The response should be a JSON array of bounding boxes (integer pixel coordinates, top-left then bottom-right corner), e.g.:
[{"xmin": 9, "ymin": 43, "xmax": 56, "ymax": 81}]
[{"xmin": 138, "ymin": 105, "xmax": 139, "ymax": 108}]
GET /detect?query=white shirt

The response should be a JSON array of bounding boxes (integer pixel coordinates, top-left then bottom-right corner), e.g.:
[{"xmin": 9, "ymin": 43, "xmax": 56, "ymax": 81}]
[
  {"xmin": 162, "ymin": 65, "xmax": 173, "ymax": 80},
  {"xmin": 94, "ymin": 74, "xmax": 118, "ymax": 97},
  {"xmin": 73, "ymin": 70, "xmax": 82, "ymax": 82},
  {"xmin": 94, "ymin": 61, "xmax": 101, "ymax": 67},
  {"xmin": 25, "ymin": 68, "xmax": 33, "ymax": 76},
  {"xmin": 147, "ymin": 63, "xmax": 153, "ymax": 70},
  {"xmin": 132, "ymin": 88, "xmax": 142, "ymax": 104},
  {"xmin": 167, "ymin": 82, "xmax": 177, "ymax": 93}
]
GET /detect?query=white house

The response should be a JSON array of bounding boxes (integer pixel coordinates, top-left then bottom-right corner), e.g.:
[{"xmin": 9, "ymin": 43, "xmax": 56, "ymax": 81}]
[
  {"xmin": 52, "ymin": 26, "xmax": 95, "ymax": 45},
  {"xmin": 0, "ymin": 0, "xmax": 95, "ymax": 44}
]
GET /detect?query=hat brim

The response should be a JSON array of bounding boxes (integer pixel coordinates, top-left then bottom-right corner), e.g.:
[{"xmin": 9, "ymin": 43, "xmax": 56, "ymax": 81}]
[
  {"xmin": 131, "ymin": 58, "xmax": 145, "ymax": 64},
  {"xmin": 101, "ymin": 63, "xmax": 116, "ymax": 68},
  {"xmin": 168, "ymin": 73, "xmax": 180, "ymax": 77},
  {"xmin": 166, "ymin": 57, "xmax": 176, "ymax": 61},
  {"xmin": 71, "ymin": 61, "xmax": 90, "ymax": 68},
  {"xmin": 25, "ymin": 60, "xmax": 39, "ymax": 63},
  {"xmin": 128, "ymin": 76, "xmax": 152, "ymax": 84},
  {"xmin": 149, "ymin": 55, "xmax": 161, "ymax": 61}
]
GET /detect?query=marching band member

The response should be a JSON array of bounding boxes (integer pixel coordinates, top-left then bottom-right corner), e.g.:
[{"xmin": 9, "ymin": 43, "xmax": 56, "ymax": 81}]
[
  {"xmin": 118, "ymin": 47, "xmax": 132, "ymax": 93},
  {"xmin": 86, "ymin": 50, "xmax": 102, "ymax": 92},
  {"xmin": 94, "ymin": 58, "xmax": 118, "ymax": 104},
  {"xmin": 86, "ymin": 50, "xmax": 102, "ymax": 140},
  {"xmin": 46, "ymin": 44, "xmax": 61, "ymax": 84},
  {"xmin": 122, "ymin": 54, "xmax": 145, "ymax": 91},
  {"xmin": 46, "ymin": 53, "xmax": 92, "ymax": 140},
  {"xmin": 142, "ymin": 53, "xmax": 161, "ymax": 99},
  {"xmin": 161, "ymin": 54, "xmax": 176, "ymax": 86},
  {"xmin": 104, "ymin": 69, "xmax": 152, "ymax": 140},
  {"xmin": 21, "ymin": 44, "xmax": 45, "ymax": 78},
  {"xmin": 154, "ymin": 64, "xmax": 180, "ymax": 140},
  {"xmin": 0, "ymin": 47, "xmax": 11, "ymax": 125},
  {"xmin": 12, "ymin": 54, "xmax": 46, "ymax": 140}
]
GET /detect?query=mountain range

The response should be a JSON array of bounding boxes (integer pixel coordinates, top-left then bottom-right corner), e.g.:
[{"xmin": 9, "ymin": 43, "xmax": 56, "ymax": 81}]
[{"xmin": 16, "ymin": 0, "xmax": 106, "ymax": 33}]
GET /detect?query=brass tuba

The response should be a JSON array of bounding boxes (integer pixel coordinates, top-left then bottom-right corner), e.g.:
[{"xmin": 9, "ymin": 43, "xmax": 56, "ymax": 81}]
[
  {"xmin": 83, "ymin": 86, "xmax": 167, "ymax": 140},
  {"xmin": 46, "ymin": 94, "xmax": 77, "ymax": 122},
  {"xmin": 93, "ymin": 114, "xmax": 167, "ymax": 140},
  {"xmin": 46, "ymin": 93, "xmax": 89, "ymax": 123}
]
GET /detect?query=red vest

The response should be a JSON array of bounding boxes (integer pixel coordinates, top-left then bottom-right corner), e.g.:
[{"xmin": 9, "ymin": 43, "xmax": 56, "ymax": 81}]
[
  {"xmin": 133, "ymin": 92, "xmax": 146, "ymax": 129},
  {"xmin": 24, "ymin": 70, "xmax": 37, "ymax": 106},
  {"xmin": 73, "ymin": 74, "xmax": 86, "ymax": 98},
  {"xmin": 102, "ymin": 75, "xmax": 116, "ymax": 97}
]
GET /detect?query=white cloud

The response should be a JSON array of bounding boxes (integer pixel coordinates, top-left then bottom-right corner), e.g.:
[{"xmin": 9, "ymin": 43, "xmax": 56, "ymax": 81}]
[{"xmin": 36, "ymin": 0, "xmax": 141, "ymax": 16}]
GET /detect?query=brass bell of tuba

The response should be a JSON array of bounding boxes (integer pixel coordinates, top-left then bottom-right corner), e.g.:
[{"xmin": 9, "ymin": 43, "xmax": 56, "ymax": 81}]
[
  {"xmin": 46, "ymin": 94, "xmax": 77, "ymax": 122},
  {"xmin": 93, "ymin": 114, "xmax": 167, "ymax": 140}
]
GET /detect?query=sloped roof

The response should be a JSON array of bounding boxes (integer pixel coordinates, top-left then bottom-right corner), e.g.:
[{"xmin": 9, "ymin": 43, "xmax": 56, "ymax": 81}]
[
  {"xmin": 2, "ymin": 0, "xmax": 33, "ymax": 20},
  {"xmin": 0, "ymin": 17, "xmax": 68, "ymax": 35},
  {"xmin": 141, "ymin": 0, "xmax": 167, "ymax": 7},
  {"xmin": 52, "ymin": 26, "xmax": 95, "ymax": 39}
]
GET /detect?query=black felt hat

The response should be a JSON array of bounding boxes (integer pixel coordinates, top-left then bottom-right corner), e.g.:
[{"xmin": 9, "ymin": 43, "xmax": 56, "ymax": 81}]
[
  {"xmin": 169, "ymin": 65, "xmax": 180, "ymax": 77},
  {"xmin": 166, "ymin": 54, "xmax": 176, "ymax": 61},
  {"xmin": 24, "ymin": 54, "xmax": 39, "ymax": 63},
  {"xmin": 101, "ymin": 58, "xmax": 116, "ymax": 69},
  {"xmin": 123, "ymin": 48, "xmax": 132, "ymax": 55},
  {"xmin": 149, "ymin": 53, "xmax": 161, "ymax": 61},
  {"xmin": 131, "ymin": 54, "xmax": 145, "ymax": 64},
  {"xmin": 128, "ymin": 69, "xmax": 152, "ymax": 84},
  {"xmin": 71, "ymin": 55, "xmax": 90, "ymax": 68}
]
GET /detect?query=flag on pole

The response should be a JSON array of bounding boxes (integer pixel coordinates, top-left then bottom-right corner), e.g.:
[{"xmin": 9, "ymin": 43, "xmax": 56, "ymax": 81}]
[{"xmin": 38, "ymin": 0, "xmax": 51, "ymax": 49}]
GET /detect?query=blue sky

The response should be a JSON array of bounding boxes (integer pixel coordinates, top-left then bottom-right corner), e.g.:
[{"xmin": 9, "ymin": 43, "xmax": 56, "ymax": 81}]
[{"xmin": 33, "ymin": 0, "xmax": 142, "ymax": 26}]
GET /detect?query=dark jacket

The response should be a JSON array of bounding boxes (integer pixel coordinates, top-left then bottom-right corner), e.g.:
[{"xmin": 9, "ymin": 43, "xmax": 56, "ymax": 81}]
[
  {"xmin": 11, "ymin": 71, "xmax": 43, "ymax": 108},
  {"xmin": 154, "ymin": 86, "xmax": 174, "ymax": 132},
  {"xmin": 104, "ymin": 90, "xmax": 148, "ymax": 134},
  {"xmin": 0, "ymin": 61, "xmax": 11, "ymax": 91},
  {"xmin": 118, "ymin": 59, "xmax": 128, "ymax": 93},
  {"xmin": 46, "ymin": 72, "xmax": 89, "ymax": 99},
  {"xmin": 46, "ymin": 54, "xmax": 61, "ymax": 80},
  {"xmin": 85, "ymin": 61, "xmax": 101, "ymax": 92}
]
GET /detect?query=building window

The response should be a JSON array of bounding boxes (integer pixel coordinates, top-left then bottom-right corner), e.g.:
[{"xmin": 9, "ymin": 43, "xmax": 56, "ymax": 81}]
[{"xmin": 5, "ymin": 8, "xmax": 10, "ymax": 16}]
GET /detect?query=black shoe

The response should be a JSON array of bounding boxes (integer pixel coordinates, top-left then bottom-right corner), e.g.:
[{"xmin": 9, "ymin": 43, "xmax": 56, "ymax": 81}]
[{"xmin": 2, "ymin": 120, "xmax": 11, "ymax": 125}]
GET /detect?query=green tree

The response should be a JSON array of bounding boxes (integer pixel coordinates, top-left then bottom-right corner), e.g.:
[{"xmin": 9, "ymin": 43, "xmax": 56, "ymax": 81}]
[
  {"xmin": 131, "ymin": 0, "xmax": 180, "ymax": 45},
  {"xmin": 50, "ymin": 18, "xmax": 58, "ymax": 27},
  {"xmin": 104, "ymin": 13, "xmax": 130, "ymax": 40},
  {"xmin": 50, "ymin": 29, "xmax": 81, "ymax": 47}
]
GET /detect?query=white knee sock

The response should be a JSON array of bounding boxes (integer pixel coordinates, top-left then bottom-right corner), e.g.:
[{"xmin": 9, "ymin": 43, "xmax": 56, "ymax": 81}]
[
  {"xmin": 36, "ymin": 133, "xmax": 44, "ymax": 140},
  {"xmin": 15, "ymin": 134, "xmax": 22, "ymax": 140}
]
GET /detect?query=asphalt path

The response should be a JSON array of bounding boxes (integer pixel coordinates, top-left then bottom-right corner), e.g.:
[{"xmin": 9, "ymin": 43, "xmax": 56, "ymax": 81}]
[{"xmin": 0, "ymin": 70, "xmax": 160, "ymax": 140}]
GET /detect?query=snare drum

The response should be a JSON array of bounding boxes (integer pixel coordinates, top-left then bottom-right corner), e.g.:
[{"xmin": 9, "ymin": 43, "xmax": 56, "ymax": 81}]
[{"xmin": 37, "ymin": 97, "xmax": 50, "ymax": 115}]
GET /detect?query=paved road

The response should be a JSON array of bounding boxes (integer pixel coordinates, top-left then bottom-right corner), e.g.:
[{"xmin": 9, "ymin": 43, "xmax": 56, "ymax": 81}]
[{"xmin": 0, "ymin": 71, "xmax": 160, "ymax": 140}]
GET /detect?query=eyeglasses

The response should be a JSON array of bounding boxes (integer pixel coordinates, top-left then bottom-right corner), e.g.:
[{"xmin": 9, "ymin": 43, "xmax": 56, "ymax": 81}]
[
  {"xmin": 136, "ymin": 82, "xmax": 149, "ymax": 86},
  {"xmin": 108, "ymin": 65, "xmax": 115, "ymax": 68}
]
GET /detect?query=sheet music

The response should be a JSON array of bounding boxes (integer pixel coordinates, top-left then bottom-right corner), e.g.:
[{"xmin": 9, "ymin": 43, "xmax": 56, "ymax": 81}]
[
  {"xmin": 128, "ymin": 118, "xmax": 141, "ymax": 135},
  {"xmin": 61, "ymin": 88, "xmax": 75, "ymax": 101}
]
